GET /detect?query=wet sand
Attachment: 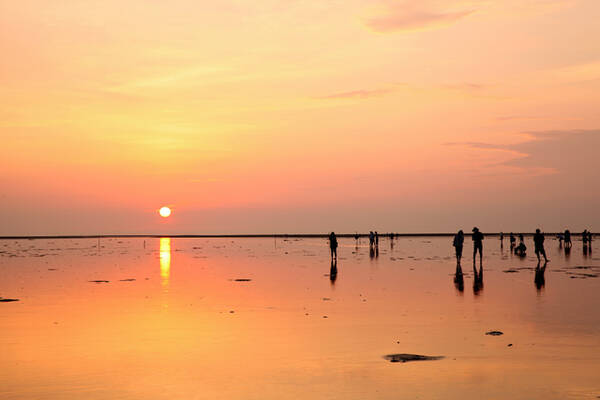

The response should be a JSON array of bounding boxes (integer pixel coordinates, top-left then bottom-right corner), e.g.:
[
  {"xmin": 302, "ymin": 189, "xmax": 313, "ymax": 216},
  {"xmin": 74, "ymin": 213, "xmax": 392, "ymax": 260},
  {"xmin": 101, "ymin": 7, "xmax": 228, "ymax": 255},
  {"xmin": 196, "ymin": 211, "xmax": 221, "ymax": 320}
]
[{"xmin": 1, "ymin": 236, "xmax": 599, "ymax": 399}]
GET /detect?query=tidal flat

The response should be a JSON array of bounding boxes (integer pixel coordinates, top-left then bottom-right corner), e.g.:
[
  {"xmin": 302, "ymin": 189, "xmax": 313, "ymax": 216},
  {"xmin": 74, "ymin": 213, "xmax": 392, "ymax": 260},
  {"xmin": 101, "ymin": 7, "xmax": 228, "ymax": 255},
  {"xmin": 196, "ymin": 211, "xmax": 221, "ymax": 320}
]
[{"xmin": 1, "ymin": 236, "xmax": 599, "ymax": 399}]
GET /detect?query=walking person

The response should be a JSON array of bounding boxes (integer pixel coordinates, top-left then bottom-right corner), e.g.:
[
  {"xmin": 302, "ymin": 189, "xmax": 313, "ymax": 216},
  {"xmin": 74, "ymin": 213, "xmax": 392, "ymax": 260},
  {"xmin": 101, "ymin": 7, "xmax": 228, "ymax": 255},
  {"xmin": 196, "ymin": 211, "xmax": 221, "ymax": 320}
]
[
  {"xmin": 533, "ymin": 228, "xmax": 548, "ymax": 262},
  {"xmin": 329, "ymin": 232, "xmax": 338, "ymax": 260},
  {"xmin": 472, "ymin": 227, "xmax": 484, "ymax": 266},
  {"xmin": 453, "ymin": 230, "xmax": 464, "ymax": 264}
]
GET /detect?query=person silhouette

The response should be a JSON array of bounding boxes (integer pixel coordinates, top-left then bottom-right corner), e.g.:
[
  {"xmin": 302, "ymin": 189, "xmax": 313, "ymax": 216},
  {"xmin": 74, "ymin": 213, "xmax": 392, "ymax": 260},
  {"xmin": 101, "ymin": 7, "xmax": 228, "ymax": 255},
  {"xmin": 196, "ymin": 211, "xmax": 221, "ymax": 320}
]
[
  {"xmin": 589, "ymin": 231, "xmax": 593, "ymax": 252},
  {"xmin": 519, "ymin": 233, "xmax": 524, "ymax": 243},
  {"xmin": 564, "ymin": 229, "xmax": 572, "ymax": 249},
  {"xmin": 510, "ymin": 232, "xmax": 516, "ymax": 248},
  {"xmin": 500, "ymin": 232, "xmax": 504, "ymax": 247},
  {"xmin": 472, "ymin": 227, "xmax": 484, "ymax": 267},
  {"xmin": 533, "ymin": 228, "xmax": 548, "ymax": 262},
  {"xmin": 453, "ymin": 230, "xmax": 464, "ymax": 263},
  {"xmin": 583, "ymin": 229, "xmax": 589, "ymax": 248},
  {"xmin": 329, "ymin": 232, "xmax": 338, "ymax": 260},
  {"xmin": 329, "ymin": 258, "xmax": 337, "ymax": 285},
  {"xmin": 515, "ymin": 241, "xmax": 527, "ymax": 257},
  {"xmin": 557, "ymin": 233, "xmax": 564, "ymax": 247},
  {"xmin": 375, "ymin": 231, "xmax": 379, "ymax": 247},
  {"xmin": 534, "ymin": 260, "xmax": 547, "ymax": 291},
  {"xmin": 369, "ymin": 231, "xmax": 375, "ymax": 248}
]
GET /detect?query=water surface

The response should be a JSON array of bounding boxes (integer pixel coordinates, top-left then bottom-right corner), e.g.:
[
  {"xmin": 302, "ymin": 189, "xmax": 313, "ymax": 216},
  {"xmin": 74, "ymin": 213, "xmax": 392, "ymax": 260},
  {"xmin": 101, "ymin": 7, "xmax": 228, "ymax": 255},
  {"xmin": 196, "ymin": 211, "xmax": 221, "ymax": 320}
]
[{"xmin": 1, "ymin": 236, "xmax": 599, "ymax": 399}]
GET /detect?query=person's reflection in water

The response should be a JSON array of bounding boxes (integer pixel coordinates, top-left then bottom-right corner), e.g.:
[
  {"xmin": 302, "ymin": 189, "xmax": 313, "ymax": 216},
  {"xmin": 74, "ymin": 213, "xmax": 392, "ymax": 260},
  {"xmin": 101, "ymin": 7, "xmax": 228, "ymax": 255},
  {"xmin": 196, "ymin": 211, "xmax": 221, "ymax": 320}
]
[
  {"xmin": 454, "ymin": 263, "xmax": 464, "ymax": 293},
  {"xmin": 369, "ymin": 245, "xmax": 375, "ymax": 260},
  {"xmin": 473, "ymin": 264, "xmax": 484, "ymax": 295},
  {"xmin": 375, "ymin": 244, "xmax": 379, "ymax": 259},
  {"xmin": 565, "ymin": 244, "xmax": 571, "ymax": 258},
  {"xmin": 534, "ymin": 261, "xmax": 547, "ymax": 292},
  {"xmin": 329, "ymin": 259, "xmax": 337, "ymax": 286}
]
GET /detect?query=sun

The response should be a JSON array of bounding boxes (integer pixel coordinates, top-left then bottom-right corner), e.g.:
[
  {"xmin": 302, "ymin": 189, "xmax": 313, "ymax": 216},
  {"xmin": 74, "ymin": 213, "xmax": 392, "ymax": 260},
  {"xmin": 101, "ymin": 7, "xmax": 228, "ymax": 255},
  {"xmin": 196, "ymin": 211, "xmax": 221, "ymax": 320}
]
[{"xmin": 159, "ymin": 206, "xmax": 172, "ymax": 218}]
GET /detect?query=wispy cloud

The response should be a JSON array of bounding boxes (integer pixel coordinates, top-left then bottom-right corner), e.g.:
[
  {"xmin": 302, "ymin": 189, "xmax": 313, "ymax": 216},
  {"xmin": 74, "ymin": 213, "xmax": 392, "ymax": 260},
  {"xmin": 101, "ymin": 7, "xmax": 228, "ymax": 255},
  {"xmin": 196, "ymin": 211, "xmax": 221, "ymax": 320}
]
[
  {"xmin": 445, "ymin": 130, "xmax": 600, "ymax": 177},
  {"xmin": 316, "ymin": 88, "xmax": 394, "ymax": 100},
  {"xmin": 496, "ymin": 115, "xmax": 544, "ymax": 121},
  {"xmin": 366, "ymin": 6, "xmax": 474, "ymax": 33},
  {"xmin": 444, "ymin": 141, "xmax": 508, "ymax": 150}
]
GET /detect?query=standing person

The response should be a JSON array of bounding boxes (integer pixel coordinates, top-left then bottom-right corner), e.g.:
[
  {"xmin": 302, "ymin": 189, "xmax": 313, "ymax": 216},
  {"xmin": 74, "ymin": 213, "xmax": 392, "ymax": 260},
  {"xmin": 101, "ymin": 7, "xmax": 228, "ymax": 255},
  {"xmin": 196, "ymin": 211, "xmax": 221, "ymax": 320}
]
[
  {"xmin": 375, "ymin": 231, "xmax": 379, "ymax": 247},
  {"xmin": 369, "ymin": 231, "xmax": 375, "ymax": 248},
  {"xmin": 583, "ymin": 230, "xmax": 589, "ymax": 247},
  {"xmin": 500, "ymin": 232, "xmax": 504, "ymax": 247},
  {"xmin": 329, "ymin": 232, "xmax": 338, "ymax": 260},
  {"xmin": 453, "ymin": 230, "xmax": 464, "ymax": 263},
  {"xmin": 472, "ymin": 227, "xmax": 484, "ymax": 266},
  {"xmin": 564, "ymin": 229, "xmax": 572, "ymax": 248},
  {"xmin": 519, "ymin": 233, "xmax": 524, "ymax": 244},
  {"xmin": 533, "ymin": 228, "xmax": 548, "ymax": 262},
  {"xmin": 510, "ymin": 232, "xmax": 516, "ymax": 248}
]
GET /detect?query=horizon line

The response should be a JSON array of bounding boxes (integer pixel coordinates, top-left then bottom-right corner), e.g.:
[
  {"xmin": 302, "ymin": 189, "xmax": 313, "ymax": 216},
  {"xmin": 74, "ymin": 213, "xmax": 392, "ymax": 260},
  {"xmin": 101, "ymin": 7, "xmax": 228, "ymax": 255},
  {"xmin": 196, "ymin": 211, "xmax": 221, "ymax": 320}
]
[{"xmin": 0, "ymin": 232, "xmax": 574, "ymax": 240}]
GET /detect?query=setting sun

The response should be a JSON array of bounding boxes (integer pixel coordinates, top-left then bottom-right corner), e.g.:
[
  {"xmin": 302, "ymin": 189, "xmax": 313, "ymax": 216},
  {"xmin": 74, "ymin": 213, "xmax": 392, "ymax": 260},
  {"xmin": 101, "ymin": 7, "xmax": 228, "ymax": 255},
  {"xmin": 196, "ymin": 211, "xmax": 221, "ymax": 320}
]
[{"xmin": 159, "ymin": 207, "xmax": 171, "ymax": 218}]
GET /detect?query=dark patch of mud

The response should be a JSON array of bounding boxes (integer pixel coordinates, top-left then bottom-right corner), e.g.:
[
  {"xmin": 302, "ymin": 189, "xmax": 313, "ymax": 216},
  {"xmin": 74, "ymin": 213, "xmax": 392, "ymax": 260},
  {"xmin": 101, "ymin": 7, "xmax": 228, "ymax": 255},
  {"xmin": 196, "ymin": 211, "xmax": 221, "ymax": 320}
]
[
  {"xmin": 486, "ymin": 331, "xmax": 504, "ymax": 336},
  {"xmin": 384, "ymin": 353, "xmax": 444, "ymax": 363}
]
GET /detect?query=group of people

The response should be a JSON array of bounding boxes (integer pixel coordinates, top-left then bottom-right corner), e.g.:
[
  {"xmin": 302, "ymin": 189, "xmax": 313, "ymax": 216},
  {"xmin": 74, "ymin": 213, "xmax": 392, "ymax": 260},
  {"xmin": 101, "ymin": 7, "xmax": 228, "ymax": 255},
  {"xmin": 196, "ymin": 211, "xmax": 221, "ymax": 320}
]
[
  {"xmin": 453, "ymin": 228, "xmax": 593, "ymax": 264},
  {"xmin": 556, "ymin": 229, "xmax": 593, "ymax": 249},
  {"xmin": 452, "ymin": 227, "xmax": 484, "ymax": 266},
  {"xmin": 330, "ymin": 228, "xmax": 593, "ymax": 262}
]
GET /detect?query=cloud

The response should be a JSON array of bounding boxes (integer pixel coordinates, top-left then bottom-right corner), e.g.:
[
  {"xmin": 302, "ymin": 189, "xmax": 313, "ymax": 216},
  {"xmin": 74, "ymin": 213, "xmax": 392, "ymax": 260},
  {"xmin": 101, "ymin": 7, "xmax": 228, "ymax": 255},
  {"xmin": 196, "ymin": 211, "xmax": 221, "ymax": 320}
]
[
  {"xmin": 366, "ymin": 7, "xmax": 474, "ymax": 33},
  {"xmin": 444, "ymin": 141, "xmax": 508, "ymax": 150},
  {"xmin": 496, "ymin": 115, "xmax": 543, "ymax": 121},
  {"xmin": 446, "ymin": 130, "xmax": 600, "ymax": 177},
  {"xmin": 316, "ymin": 88, "xmax": 394, "ymax": 100}
]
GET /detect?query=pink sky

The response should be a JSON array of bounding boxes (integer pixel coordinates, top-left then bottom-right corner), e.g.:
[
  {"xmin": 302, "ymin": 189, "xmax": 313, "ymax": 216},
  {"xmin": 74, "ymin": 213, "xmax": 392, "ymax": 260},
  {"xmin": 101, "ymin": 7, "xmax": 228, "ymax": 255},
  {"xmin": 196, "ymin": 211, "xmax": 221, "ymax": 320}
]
[{"xmin": 1, "ymin": 0, "xmax": 599, "ymax": 234}]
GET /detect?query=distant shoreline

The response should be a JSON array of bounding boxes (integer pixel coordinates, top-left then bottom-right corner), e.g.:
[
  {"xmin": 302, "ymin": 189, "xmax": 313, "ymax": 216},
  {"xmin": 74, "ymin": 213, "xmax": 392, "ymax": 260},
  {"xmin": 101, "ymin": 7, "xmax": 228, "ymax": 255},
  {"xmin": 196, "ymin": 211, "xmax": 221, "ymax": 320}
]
[{"xmin": 0, "ymin": 232, "xmax": 579, "ymax": 240}]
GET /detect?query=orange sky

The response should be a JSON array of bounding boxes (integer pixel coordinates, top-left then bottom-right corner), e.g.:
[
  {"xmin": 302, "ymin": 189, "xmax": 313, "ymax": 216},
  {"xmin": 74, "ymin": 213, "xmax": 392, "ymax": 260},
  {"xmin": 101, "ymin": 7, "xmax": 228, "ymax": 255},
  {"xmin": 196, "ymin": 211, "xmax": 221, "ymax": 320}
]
[{"xmin": 1, "ymin": 0, "xmax": 599, "ymax": 234}]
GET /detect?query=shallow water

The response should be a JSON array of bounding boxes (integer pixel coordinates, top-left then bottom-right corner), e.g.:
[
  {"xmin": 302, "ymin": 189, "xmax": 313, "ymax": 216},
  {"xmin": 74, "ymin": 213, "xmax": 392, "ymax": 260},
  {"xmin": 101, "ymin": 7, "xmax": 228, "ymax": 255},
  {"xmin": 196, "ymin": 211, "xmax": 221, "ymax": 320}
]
[{"xmin": 1, "ymin": 236, "xmax": 599, "ymax": 399}]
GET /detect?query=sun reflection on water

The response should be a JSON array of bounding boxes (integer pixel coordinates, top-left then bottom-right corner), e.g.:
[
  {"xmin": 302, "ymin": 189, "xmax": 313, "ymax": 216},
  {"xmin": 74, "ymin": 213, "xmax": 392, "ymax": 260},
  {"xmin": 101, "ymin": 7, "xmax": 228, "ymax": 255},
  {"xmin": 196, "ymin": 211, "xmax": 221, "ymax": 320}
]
[{"xmin": 159, "ymin": 238, "xmax": 171, "ymax": 288}]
